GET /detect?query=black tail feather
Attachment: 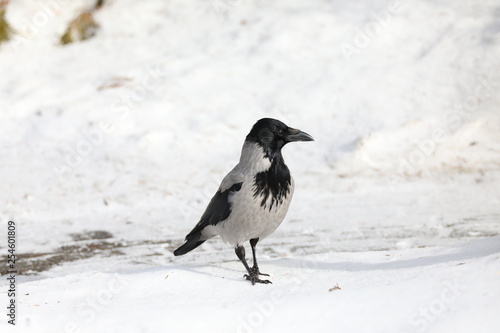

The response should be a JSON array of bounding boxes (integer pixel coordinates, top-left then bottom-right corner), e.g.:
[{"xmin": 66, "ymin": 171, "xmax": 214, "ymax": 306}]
[{"xmin": 173, "ymin": 234, "xmax": 206, "ymax": 256}]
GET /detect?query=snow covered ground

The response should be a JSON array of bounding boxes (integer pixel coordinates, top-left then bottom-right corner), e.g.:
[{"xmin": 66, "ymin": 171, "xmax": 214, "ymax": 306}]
[
  {"xmin": 3, "ymin": 236, "xmax": 500, "ymax": 333},
  {"xmin": 1, "ymin": 0, "xmax": 499, "ymax": 332}
]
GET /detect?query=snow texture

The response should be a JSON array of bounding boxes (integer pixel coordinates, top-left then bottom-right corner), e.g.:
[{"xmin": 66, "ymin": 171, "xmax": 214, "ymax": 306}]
[{"xmin": 0, "ymin": 0, "xmax": 499, "ymax": 332}]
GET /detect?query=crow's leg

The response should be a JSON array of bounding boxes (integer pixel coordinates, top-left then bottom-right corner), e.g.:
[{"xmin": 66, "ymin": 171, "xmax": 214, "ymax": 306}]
[
  {"xmin": 249, "ymin": 238, "xmax": 270, "ymax": 277},
  {"xmin": 235, "ymin": 245, "xmax": 271, "ymax": 285}
]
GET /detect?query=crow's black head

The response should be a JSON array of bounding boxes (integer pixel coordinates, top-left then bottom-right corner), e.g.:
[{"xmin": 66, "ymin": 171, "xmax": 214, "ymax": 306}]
[{"xmin": 246, "ymin": 118, "xmax": 314, "ymax": 154}]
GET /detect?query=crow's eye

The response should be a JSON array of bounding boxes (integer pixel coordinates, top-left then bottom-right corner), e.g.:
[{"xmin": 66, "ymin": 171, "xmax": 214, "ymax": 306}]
[{"xmin": 277, "ymin": 129, "xmax": 284, "ymax": 137}]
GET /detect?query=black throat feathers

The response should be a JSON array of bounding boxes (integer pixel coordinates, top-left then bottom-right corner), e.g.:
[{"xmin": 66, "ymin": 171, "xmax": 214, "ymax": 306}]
[{"xmin": 253, "ymin": 152, "xmax": 291, "ymax": 211}]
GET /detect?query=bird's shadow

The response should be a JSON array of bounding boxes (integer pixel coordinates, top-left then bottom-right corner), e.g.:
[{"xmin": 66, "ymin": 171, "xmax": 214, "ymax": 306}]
[
  {"xmin": 174, "ymin": 263, "xmax": 245, "ymax": 282},
  {"xmin": 126, "ymin": 262, "xmax": 246, "ymax": 282}
]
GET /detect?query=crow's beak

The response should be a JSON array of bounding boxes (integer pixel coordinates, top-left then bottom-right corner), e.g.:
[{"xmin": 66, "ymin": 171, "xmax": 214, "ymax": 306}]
[{"xmin": 286, "ymin": 128, "xmax": 314, "ymax": 142}]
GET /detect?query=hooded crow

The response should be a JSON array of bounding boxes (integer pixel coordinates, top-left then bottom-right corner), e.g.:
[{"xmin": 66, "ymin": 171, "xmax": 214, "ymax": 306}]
[{"xmin": 174, "ymin": 118, "xmax": 314, "ymax": 284}]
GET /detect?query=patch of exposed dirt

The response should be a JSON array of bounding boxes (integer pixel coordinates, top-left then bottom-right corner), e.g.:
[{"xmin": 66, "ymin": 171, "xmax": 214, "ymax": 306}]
[{"xmin": 0, "ymin": 230, "xmax": 173, "ymax": 276}]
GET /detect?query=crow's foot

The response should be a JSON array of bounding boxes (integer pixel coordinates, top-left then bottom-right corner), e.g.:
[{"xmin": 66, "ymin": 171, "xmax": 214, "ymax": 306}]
[
  {"xmin": 251, "ymin": 265, "xmax": 269, "ymax": 277},
  {"xmin": 244, "ymin": 273, "xmax": 272, "ymax": 285},
  {"xmin": 244, "ymin": 265, "xmax": 271, "ymax": 284}
]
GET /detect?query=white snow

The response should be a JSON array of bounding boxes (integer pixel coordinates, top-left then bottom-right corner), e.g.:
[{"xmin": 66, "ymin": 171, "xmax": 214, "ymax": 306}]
[
  {"xmin": 0, "ymin": 0, "xmax": 499, "ymax": 332},
  {"xmin": 3, "ymin": 236, "xmax": 500, "ymax": 333}
]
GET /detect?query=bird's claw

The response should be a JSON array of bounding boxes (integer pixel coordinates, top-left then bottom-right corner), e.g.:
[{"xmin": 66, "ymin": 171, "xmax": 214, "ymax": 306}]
[
  {"xmin": 244, "ymin": 274, "xmax": 272, "ymax": 285},
  {"xmin": 245, "ymin": 266, "xmax": 272, "ymax": 284},
  {"xmin": 251, "ymin": 266, "xmax": 269, "ymax": 277}
]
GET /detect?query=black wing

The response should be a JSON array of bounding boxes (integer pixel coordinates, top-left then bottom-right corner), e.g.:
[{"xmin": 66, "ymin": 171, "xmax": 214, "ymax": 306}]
[
  {"xmin": 188, "ymin": 182, "xmax": 243, "ymax": 237},
  {"xmin": 174, "ymin": 182, "xmax": 243, "ymax": 256}
]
